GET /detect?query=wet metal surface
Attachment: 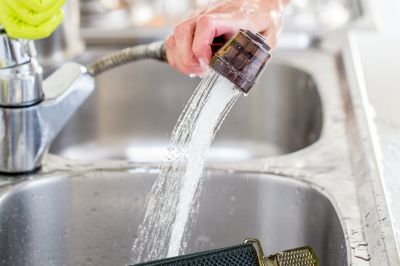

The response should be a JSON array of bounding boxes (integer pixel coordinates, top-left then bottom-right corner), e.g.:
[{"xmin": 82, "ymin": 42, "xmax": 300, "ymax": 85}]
[
  {"xmin": 0, "ymin": 40, "xmax": 398, "ymax": 265},
  {"xmin": 50, "ymin": 53, "xmax": 322, "ymax": 163},
  {"xmin": 0, "ymin": 170, "xmax": 346, "ymax": 266}
]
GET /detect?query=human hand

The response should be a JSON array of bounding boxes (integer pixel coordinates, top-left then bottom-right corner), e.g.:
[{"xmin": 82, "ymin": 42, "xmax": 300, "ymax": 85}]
[
  {"xmin": 0, "ymin": 0, "xmax": 65, "ymax": 39},
  {"xmin": 165, "ymin": 0, "xmax": 288, "ymax": 76}
]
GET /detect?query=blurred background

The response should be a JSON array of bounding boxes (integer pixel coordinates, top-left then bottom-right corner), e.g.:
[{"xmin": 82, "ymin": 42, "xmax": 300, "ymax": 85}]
[
  {"xmin": 78, "ymin": 0, "xmax": 362, "ymax": 41},
  {"xmin": 37, "ymin": 0, "xmax": 366, "ymax": 69},
  {"xmin": 79, "ymin": 0, "xmax": 361, "ymax": 30}
]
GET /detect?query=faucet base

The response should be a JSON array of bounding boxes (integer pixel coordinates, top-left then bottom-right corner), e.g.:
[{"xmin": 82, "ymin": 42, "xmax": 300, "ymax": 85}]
[
  {"xmin": 0, "ymin": 166, "xmax": 41, "ymax": 177},
  {"xmin": 0, "ymin": 62, "xmax": 95, "ymax": 174}
]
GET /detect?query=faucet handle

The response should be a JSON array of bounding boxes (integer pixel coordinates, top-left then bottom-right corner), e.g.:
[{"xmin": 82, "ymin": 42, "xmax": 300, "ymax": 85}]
[
  {"xmin": 0, "ymin": 32, "xmax": 43, "ymax": 107},
  {"xmin": 0, "ymin": 32, "xmax": 37, "ymax": 68},
  {"xmin": 0, "ymin": 62, "xmax": 95, "ymax": 174}
]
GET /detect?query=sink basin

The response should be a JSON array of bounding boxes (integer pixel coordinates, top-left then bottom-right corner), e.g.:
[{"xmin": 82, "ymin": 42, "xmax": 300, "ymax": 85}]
[
  {"xmin": 50, "ymin": 55, "xmax": 322, "ymax": 162},
  {"xmin": 0, "ymin": 170, "xmax": 346, "ymax": 265}
]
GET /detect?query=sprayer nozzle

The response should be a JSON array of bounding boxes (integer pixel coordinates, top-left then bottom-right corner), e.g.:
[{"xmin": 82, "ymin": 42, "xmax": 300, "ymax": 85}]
[{"xmin": 210, "ymin": 29, "xmax": 271, "ymax": 94}]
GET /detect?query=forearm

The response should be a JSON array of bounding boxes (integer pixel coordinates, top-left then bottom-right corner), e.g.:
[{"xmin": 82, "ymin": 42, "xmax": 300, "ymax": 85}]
[
  {"xmin": 260, "ymin": 0, "xmax": 289, "ymax": 16},
  {"xmin": 261, "ymin": 0, "xmax": 289, "ymax": 6},
  {"xmin": 233, "ymin": 0, "xmax": 288, "ymax": 46}
]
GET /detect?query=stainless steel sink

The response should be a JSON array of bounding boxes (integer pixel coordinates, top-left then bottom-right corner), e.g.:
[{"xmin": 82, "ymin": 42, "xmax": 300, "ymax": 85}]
[
  {"xmin": 50, "ymin": 53, "xmax": 322, "ymax": 162},
  {"xmin": 0, "ymin": 169, "xmax": 346, "ymax": 266},
  {"xmin": 3, "ymin": 41, "xmax": 395, "ymax": 265}
]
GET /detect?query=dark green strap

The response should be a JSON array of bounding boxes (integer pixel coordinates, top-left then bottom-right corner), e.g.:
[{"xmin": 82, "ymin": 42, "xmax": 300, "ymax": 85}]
[{"xmin": 133, "ymin": 243, "xmax": 260, "ymax": 266}]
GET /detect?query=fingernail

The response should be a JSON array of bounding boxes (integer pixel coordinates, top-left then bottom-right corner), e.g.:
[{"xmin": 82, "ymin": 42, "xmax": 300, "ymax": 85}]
[{"xmin": 199, "ymin": 58, "xmax": 210, "ymax": 78}]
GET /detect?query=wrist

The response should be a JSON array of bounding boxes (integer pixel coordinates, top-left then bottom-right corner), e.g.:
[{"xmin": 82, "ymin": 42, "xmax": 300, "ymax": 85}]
[
  {"xmin": 244, "ymin": 0, "xmax": 287, "ymax": 34},
  {"xmin": 260, "ymin": 0, "xmax": 289, "ymax": 8},
  {"xmin": 260, "ymin": 0, "xmax": 288, "ymax": 13},
  {"xmin": 257, "ymin": 0, "xmax": 288, "ymax": 49}
]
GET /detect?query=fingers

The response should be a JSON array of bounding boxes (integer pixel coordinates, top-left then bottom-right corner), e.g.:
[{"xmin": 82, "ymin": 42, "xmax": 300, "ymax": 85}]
[
  {"xmin": 165, "ymin": 36, "xmax": 177, "ymax": 69},
  {"xmin": 173, "ymin": 22, "xmax": 201, "ymax": 73},
  {"xmin": 191, "ymin": 16, "xmax": 215, "ymax": 65},
  {"xmin": 260, "ymin": 30, "xmax": 278, "ymax": 50},
  {"xmin": 16, "ymin": 0, "xmax": 63, "ymax": 12},
  {"xmin": 166, "ymin": 34, "xmax": 201, "ymax": 74},
  {"xmin": 0, "ymin": 0, "xmax": 65, "ymax": 40},
  {"xmin": 167, "ymin": 15, "xmax": 240, "ymax": 75},
  {"xmin": 166, "ymin": 1, "xmax": 286, "ymax": 76},
  {"xmin": 165, "ymin": 19, "xmax": 203, "ymax": 75},
  {"xmin": 1, "ymin": 9, "xmax": 64, "ymax": 39},
  {"xmin": 6, "ymin": 0, "xmax": 66, "ymax": 26},
  {"xmin": 33, "ymin": 9, "xmax": 64, "ymax": 39},
  {"xmin": 192, "ymin": 15, "xmax": 239, "ymax": 64},
  {"xmin": 259, "ymin": 17, "xmax": 283, "ymax": 50}
]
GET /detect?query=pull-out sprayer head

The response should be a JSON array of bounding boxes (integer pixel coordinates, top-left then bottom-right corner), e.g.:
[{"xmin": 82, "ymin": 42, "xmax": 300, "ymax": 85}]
[
  {"xmin": 210, "ymin": 29, "xmax": 272, "ymax": 93},
  {"xmin": 86, "ymin": 29, "xmax": 270, "ymax": 94}
]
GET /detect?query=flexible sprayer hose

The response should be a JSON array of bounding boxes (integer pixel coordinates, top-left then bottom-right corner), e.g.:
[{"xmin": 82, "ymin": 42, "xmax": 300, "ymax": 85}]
[
  {"xmin": 86, "ymin": 30, "xmax": 270, "ymax": 94},
  {"xmin": 86, "ymin": 41, "xmax": 167, "ymax": 76}
]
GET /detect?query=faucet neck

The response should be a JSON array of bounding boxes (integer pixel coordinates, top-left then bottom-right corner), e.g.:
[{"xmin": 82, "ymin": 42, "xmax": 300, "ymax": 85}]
[
  {"xmin": 0, "ymin": 29, "xmax": 95, "ymax": 174},
  {"xmin": 0, "ymin": 33, "xmax": 43, "ymax": 107}
]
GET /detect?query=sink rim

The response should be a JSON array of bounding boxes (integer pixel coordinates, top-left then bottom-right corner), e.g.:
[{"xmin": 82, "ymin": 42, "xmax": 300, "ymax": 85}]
[
  {"xmin": 49, "ymin": 55, "xmax": 324, "ymax": 163},
  {"xmin": 1, "ymin": 46, "xmax": 389, "ymax": 265},
  {"xmin": 0, "ymin": 166, "xmax": 348, "ymax": 265}
]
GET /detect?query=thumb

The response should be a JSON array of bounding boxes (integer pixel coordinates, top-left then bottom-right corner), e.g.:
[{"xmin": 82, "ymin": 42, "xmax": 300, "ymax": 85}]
[{"xmin": 192, "ymin": 16, "xmax": 245, "ymax": 64}]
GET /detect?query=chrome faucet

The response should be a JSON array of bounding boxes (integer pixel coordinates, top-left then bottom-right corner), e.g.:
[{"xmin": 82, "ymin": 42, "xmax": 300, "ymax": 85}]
[{"xmin": 0, "ymin": 31, "xmax": 95, "ymax": 174}]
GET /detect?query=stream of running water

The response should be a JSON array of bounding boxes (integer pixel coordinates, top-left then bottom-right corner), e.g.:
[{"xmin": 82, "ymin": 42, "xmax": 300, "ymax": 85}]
[{"xmin": 130, "ymin": 69, "xmax": 241, "ymax": 264}]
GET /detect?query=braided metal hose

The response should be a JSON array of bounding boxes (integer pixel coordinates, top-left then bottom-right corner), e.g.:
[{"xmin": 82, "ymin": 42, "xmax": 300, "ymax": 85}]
[{"xmin": 87, "ymin": 41, "xmax": 167, "ymax": 76}]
